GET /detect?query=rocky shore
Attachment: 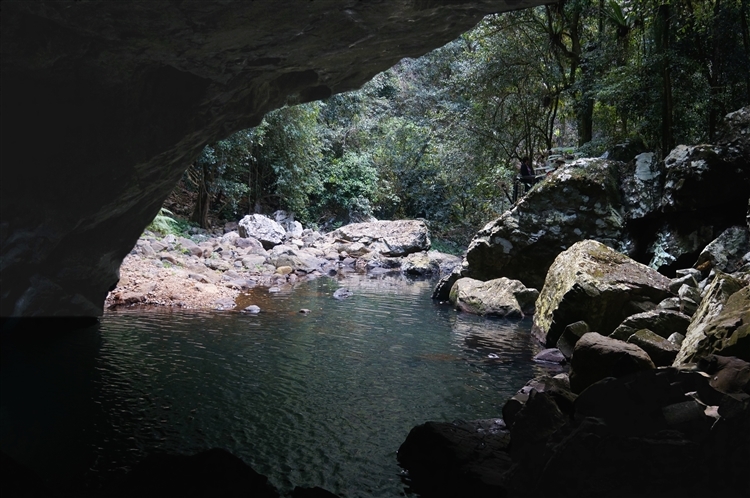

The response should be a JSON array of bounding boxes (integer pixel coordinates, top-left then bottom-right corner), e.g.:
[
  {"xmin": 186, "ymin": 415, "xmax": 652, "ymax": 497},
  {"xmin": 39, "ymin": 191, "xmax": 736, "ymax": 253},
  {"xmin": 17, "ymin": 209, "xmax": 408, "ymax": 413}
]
[
  {"xmin": 398, "ymin": 107, "xmax": 750, "ymax": 497},
  {"xmin": 106, "ymin": 215, "xmax": 461, "ymax": 312}
]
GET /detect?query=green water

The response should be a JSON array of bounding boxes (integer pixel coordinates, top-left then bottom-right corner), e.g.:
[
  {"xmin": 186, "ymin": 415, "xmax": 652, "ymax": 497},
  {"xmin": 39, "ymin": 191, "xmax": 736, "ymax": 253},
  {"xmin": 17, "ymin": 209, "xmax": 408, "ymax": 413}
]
[{"xmin": 1, "ymin": 274, "xmax": 560, "ymax": 497}]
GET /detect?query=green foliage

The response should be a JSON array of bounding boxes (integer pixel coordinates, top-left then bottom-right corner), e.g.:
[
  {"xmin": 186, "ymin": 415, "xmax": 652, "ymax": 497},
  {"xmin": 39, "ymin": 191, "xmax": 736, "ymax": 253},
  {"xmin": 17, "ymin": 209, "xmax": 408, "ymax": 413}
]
[
  {"xmin": 146, "ymin": 208, "xmax": 179, "ymax": 235},
  {"xmin": 177, "ymin": 0, "xmax": 748, "ymax": 245}
]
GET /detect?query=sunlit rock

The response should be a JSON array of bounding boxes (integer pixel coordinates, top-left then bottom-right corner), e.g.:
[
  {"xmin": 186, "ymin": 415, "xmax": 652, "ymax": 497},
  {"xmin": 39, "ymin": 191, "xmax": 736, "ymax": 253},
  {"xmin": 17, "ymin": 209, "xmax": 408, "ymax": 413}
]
[
  {"xmin": 449, "ymin": 276, "xmax": 538, "ymax": 318},
  {"xmin": 674, "ymin": 274, "xmax": 750, "ymax": 365},
  {"xmin": 331, "ymin": 220, "xmax": 430, "ymax": 257}
]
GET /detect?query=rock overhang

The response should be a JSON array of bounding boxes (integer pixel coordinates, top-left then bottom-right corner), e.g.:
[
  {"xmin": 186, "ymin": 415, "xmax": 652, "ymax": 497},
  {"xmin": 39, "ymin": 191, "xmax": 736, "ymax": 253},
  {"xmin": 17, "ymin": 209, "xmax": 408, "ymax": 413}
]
[{"xmin": 0, "ymin": 0, "xmax": 549, "ymax": 316}]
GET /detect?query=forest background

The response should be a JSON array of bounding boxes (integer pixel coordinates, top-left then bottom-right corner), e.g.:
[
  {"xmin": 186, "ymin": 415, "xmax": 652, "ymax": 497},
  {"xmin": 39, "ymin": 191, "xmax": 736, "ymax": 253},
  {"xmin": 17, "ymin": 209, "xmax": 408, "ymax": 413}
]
[{"xmin": 164, "ymin": 0, "xmax": 750, "ymax": 250}]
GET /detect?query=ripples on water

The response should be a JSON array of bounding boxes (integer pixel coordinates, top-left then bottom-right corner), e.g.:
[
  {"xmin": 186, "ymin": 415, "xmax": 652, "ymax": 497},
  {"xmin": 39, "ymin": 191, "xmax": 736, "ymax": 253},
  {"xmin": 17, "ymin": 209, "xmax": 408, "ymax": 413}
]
[{"xmin": 1, "ymin": 274, "xmax": 562, "ymax": 497}]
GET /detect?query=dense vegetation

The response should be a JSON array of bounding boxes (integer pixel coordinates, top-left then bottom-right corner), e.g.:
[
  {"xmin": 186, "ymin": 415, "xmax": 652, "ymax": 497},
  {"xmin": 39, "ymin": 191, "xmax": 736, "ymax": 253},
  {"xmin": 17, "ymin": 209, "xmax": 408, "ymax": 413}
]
[{"xmin": 170, "ymin": 0, "xmax": 749, "ymax": 246}]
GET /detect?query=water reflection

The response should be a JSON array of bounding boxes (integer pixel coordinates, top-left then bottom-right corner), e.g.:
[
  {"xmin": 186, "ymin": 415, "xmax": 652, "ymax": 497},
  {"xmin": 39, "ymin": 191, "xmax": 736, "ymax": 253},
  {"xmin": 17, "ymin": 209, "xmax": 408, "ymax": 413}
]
[{"xmin": 1, "ymin": 275, "xmax": 559, "ymax": 496}]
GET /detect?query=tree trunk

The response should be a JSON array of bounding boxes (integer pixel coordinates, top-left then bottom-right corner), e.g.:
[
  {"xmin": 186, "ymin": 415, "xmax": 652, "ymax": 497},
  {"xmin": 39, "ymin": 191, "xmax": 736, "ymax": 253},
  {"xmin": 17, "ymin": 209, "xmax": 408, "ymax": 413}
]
[
  {"xmin": 191, "ymin": 161, "xmax": 212, "ymax": 228},
  {"xmin": 655, "ymin": 3, "xmax": 674, "ymax": 157}
]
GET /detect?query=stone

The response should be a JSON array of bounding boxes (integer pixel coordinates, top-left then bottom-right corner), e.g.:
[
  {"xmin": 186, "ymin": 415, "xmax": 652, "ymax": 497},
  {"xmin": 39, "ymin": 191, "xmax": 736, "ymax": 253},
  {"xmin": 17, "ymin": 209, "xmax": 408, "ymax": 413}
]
[
  {"xmin": 610, "ymin": 309, "xmax": 691, "ymax": 341},
  {"xmin": 508, "ymin": 389, "xmax": 568, "ymax": 458},
  {"xmin": 569, "ymin": 332, "xmax": 655, "ymax": 394},
  {"xmin": 533, "ymin": 348, "xmax": 566, "ymax": 364},
  {"xmin": 660, "ymin": 143, "xmax": 750, "ymax": 215},
  {"xmin": 619, "ymin": 151, "xmax": 663, "ymax": 220},
  {"xmin": 331, "ymin": 220, "xmax": 430, "ymax": 257},
  {"xmin": 669, "ymin": 273, "xmax": 698, "ymax": 294},
  {"xmin": 698, "ymin": 355, "xmax": 750, "ymax": 395},
  {"xmin": 463, "ymin": 159, "xmax": 625, "ymax": 289},
  {"xmin": 668, "ymin": 332, "xmax": 685, "ymax": 346},
  {"xmin": 626, "ymin": 328, "xmax": 680, "ymax": 366},
  {"xmin": 694, "ymin": 225, "xmax": 750, "ymax": 274},
  {"xmin": 242, "ymin": 305, "xmax": 261, "ymax": 314},
  {"xmin": 532, "ymin": 240, "xmax": 672, "ymax": 347},
  {"xmin": 674, "ymin": 272, "xmax": 749, "ymax": 365},
  {"xmin": 400, "ymin": 251, "xmax": 435, "ymax": 276},
  {"xmin": 178, "ymin": 237, "xmax": 203, "ymax": 257},
  {"xmin": 150, "ymin": 240, "xmax": 167, "ymax": 252},
  {"xmin": 556, "ymin": 320, "xmax": 589, "ymax": 359},
  {"xmin": 397, "ymin": 419, "xmax": 511, "ymax": 498},
  {"xmin": 645, "ymin": 222, "xmax": 715, "ymax": 275},
  {"xmin": 431, "ymin": 267, "xmax": 462, "ymax": 301},
  {"xmin": 449, "ymin": 277, "xmax": 538, "ymax": 318},
  {"xmin": 333, "ymin": 288, "xmax": 353, "ymax": 300},
  {"xmin": 238, "ymin": 215, "xmax": 286, "ymax": 249},
  {"xmin": 234, "ymin": 236, "xmax": 264, "ymax": 251},
  {"xmin": 657, "ymin": 297, "xmax": 682, "ymax": 311},
  {"xmin": 273, "ymin": 210, "xmax": 303, "ymax": 237},
  {"xmin": 117, "ymin": 448, "xmax": 278, "ymax": 498}
]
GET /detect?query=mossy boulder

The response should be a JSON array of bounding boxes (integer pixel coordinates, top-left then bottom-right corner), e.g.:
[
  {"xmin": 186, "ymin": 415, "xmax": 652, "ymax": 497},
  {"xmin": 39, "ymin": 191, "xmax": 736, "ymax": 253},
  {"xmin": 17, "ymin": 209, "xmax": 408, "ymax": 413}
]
[
  {"xmin": 532, "ymin": 240, "xmax": 672, "ymax": 347},
  {"xmin": 463, "ymin": 159, "xmax": 624, "ymax": 290},
  {"xmin": 449, "ymin": 277, "xmax": 538, "ymax": 318},
  {"xmin": 674, "ymin": 274, "xmax": 750, "ymax": 365}
]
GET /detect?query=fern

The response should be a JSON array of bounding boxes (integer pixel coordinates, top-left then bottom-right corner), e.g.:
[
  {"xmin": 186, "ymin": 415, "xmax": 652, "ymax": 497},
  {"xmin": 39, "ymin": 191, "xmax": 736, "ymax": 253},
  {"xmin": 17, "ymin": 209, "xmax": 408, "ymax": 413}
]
[{"xmin": 147, "ymin": 208, "xmax": 179, "ymax": 235}]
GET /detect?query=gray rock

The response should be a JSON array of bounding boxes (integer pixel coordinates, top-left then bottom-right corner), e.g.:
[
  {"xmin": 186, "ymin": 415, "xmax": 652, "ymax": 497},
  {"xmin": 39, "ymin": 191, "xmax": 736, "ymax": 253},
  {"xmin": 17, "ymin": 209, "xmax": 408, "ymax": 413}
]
[
  {"xmin": 626, "ymin": 329, "xmax": 680, "ymax": 366},
  {"xmin": 610, "ymin": 309, "xmax": 691, "ymax": 341},
  {"xmin": 178, "ymin": 237, "xmax": 203, "ymax": 257},
  {"xmin": 674, "ymin": 274, "xmax": 750, "ymax": 365},
  {"xmin": 556, "ymin": 320, "xmax": 589, "ymax": 359},
  {"xmin": 669, "ymin": 274, "xmax": 698, "ymax": 294},
  {"xmin": 234, "ymin": 236, "xmax": 264, "ymax": 250},
  {"xmin": 532, "ymin": 240, "xmax": 672, "ymax": 347},
  {"xmin": 331, "ymin": 220, "xmax": 430, "ymax": 257},
  {"xmin": 657, "ymin": 297, "xmax": 682, "ymax": 311},
  {"xmin": 333, "ymin": 288, "xmax": 353, "ymax": 300},
  {"xmin": 695, "ymin": 226, "xmax": 750, "ymax": 274},
  {"xmin": 667, "ymin": 332, "xmax": 685, "ymax": 347},
  {"xmin": 242, "ymin": 305, "xmax": 261, "ymax": 314},
  {"xmin": 238, "ymin": 214, "xmax": 286, "ymax": 249},
  {"xmin": 533, "ymin": 348, "xmax": 566, "ymax": 364},
  {"xmin": 569, "ymin": 332, "xmax": 655, "ymax": 394},
  {"xmin": 463, "ymin": 159, "xmax": 625, "ymax": 289},
  {"xmin": 449, "ymin": 277, "xmax": 538, "ymax": 318}
]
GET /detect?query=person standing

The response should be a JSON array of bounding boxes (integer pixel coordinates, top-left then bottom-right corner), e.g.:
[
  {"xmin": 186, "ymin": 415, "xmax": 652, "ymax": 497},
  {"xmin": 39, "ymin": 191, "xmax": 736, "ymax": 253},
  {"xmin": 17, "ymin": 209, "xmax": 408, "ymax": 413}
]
[{"xmin": 519, "ymin": 156, "xmax": 536, "ymax": 192}]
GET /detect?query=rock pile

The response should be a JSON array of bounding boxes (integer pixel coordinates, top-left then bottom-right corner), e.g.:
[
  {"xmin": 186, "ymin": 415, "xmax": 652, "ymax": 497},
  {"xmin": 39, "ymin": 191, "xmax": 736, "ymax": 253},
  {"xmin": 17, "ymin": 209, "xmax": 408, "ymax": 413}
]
[{"xmin": 107, "ymin": 214, "xmax": 460, "ymax": 311}]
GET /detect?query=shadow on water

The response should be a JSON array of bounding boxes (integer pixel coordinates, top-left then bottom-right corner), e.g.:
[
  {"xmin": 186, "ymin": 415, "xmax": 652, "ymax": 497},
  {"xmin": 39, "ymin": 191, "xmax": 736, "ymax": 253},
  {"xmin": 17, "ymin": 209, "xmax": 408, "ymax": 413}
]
[{"xmin": 1, "ymin": 274, "xmax": 560, "ymax": 496}]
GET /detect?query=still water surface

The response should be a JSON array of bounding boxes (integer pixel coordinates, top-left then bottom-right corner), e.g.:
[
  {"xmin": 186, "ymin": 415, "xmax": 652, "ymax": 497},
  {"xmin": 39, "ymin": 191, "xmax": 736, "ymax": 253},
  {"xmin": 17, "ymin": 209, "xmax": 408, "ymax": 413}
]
[{"xmin": 1, "ymin": 274, "xmax": 559, "ymax": 497}]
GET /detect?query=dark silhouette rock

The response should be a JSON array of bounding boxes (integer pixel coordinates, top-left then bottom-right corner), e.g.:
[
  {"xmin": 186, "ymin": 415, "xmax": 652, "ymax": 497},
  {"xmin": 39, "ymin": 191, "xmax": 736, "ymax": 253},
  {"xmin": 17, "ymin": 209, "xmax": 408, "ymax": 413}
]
[
  {"xmin": 569, "ymin": 332, "xmax": 655, "ymax": 394},
  {"xmin": 115, "ymin": 448, "xmax": 278, "ymax": 498},
  {"xmin": 397, "ymin": 419, "xmax": 512, "ymax": 498}
]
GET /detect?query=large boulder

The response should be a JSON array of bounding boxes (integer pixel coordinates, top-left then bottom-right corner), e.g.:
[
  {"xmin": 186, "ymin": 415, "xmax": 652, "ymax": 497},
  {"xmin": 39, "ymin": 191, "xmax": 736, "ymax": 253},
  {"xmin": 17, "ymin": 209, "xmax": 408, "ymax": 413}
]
[
  {"xmin": 330, "ymin": 220, "xmax": 430, "ymax": 257},
  {"xmin": 661, "ymin": 144, "xmax": 749, "ymax": 215},
  {"xmin": 618, "ymin": 152, "xmax": 664, "ymax": 221},
  {"xmin": 674, "ymin": 274, "xmax": 750, "ymax": 365},
  {"xmin": 532, "ymin": 240, "xmax": 672, "ymax": 347},
  {"xmin": 463, "ymin": 159, "xmax": 624, "ymax": 289},
  {"xmin": 449, "ymin": 277, "xmax": 538, "ymax": 318},
  {"xmin": 238, "ymin": 214, "xmax": 286, "ymax": 249}
]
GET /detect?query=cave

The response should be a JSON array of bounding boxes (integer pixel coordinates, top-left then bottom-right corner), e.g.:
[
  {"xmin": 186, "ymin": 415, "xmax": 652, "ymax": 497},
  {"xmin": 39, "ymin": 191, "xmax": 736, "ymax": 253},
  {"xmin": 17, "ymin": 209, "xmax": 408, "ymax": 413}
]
[{"xmin": 0, "ymin": 0, "xmax": 549, "ymax": 318}]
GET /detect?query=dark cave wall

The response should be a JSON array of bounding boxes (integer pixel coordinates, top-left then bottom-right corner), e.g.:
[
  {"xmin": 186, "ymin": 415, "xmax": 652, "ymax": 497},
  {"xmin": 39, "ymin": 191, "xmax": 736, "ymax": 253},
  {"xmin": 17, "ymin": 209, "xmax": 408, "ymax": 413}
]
[{"xmin": 0, "ymin": 0, "xmax": 547, "ymax": 316}]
